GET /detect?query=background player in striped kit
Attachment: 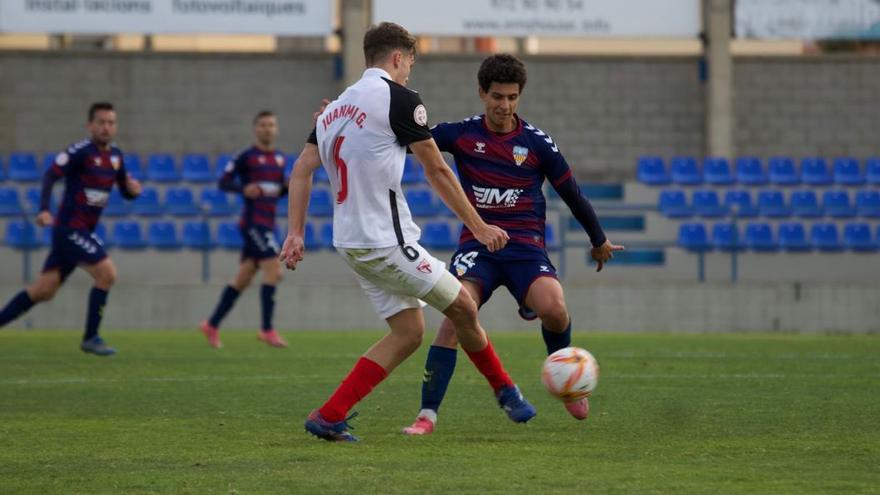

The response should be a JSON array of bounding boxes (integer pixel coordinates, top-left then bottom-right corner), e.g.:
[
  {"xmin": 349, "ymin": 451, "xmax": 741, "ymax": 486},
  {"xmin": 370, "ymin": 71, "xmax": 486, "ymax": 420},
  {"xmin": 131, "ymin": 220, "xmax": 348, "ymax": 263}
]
[
  {"xmin": 200, "ymin": 111, "xmax": 289, "ymax": 349},
  {"xmin": 0, "ymin": 102, "xmax": 141, "ymax": 356}
]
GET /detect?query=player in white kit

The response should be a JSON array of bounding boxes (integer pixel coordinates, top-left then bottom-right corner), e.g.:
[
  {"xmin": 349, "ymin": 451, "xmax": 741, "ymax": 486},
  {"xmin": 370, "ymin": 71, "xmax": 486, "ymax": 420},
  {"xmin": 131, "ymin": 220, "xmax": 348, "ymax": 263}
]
[{"xmin": 280, "ymin": 22, "xmax": 536, "ymax": 442}]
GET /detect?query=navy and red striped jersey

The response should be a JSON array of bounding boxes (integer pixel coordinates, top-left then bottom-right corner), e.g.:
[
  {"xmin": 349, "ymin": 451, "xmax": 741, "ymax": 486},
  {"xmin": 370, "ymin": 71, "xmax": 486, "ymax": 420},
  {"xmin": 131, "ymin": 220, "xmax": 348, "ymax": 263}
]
[
  {"xmin": 219, "ymin": 146, "xmax": 288, "ymax": 229},
  {"xmin": 431, "ymin": 114, "xmax": 579, "ymax": 251},
  {"xmin": 41, "ymin": 139, "xmax": 136, "ymax": 231}
]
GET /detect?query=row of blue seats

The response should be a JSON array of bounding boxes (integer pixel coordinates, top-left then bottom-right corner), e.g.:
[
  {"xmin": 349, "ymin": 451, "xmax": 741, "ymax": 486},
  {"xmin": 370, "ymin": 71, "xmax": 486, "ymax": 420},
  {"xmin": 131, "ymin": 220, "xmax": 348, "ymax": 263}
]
[
  {"xmin": 639, "ymin": 156, "xmax": 880, "ymax": 186},
  {"xmin": 659, "ymin": 189, "xmax": 880, "ymax": 219},
  {"xmin": 3, "ymin": 220, "xmax": 466, "ymax": 252},
  {"xmin": 0, "ymin": 153, "xmax": 429, "ymax": 185},
  {"xmin": 678, "ymin": 222, "xmax": 880, "ymax": 252}
]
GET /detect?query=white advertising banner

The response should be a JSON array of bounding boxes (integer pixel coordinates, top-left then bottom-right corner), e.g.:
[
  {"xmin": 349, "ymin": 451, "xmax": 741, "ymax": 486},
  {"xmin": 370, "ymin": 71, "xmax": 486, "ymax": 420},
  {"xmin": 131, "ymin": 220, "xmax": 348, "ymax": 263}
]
[
  {"xmin": 372, "ymin": 0, "xmax": 701, "ymax": 38},
  {"xmin": 736, "ymin": 0, "xmax": 880, "ymax": 40},
  {"xmin": 0, "ymin": 0, "xmax": 333, "ymax": 35}
]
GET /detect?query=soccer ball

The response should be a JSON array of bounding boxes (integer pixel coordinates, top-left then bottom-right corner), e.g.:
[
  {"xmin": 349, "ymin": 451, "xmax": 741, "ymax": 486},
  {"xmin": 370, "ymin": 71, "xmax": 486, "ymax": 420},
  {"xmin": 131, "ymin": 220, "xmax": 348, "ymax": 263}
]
[{"xmin": 541, "ymin": 347, "xmax": 600, "ymax": 402}]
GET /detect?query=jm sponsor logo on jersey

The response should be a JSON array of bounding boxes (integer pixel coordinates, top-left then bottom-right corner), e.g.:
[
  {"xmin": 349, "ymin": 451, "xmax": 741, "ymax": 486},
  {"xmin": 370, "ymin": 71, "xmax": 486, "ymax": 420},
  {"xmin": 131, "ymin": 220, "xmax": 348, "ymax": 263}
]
[
  {"xmin": 257, "ymin": 181, "xmax": 282, "ymax": 197},
  {"xmin": 512, "ymin": 145, "xmax": 529, "ymax": 166},
  {"xmin": 472, "ymin": 186, "xmax": 523, "ymax": 209},
  {"xmin": 83, "ymin": 188, "xmax": 109, "ymax": 207}
]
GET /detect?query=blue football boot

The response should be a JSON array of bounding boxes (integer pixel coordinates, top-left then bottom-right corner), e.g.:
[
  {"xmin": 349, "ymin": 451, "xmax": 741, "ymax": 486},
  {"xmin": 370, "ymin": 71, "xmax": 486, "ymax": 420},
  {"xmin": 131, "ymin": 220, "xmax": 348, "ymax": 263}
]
[
  {"xmin": 80, "ymin": 336, "xmax": 116, "ymax": 356},
  {"xmin": 304, "ymin": 410, "xmax": 359, "ymax": 442},
  {"xmin": 496, "ymin": 385, "xmax": 536, "ymax": 423}
]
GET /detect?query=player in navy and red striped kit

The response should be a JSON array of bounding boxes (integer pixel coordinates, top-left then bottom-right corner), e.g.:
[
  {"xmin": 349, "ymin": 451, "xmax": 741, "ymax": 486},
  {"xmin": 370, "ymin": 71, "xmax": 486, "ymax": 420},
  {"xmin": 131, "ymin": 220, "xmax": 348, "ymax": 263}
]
[
  {"xmin": 403, "ymin": 54, "xmax": 624, "ymax": 435},
  {"xmin": 200, "ymin": 111, "xmax": 289, "ymax": 349},
  {"xmin": 0, "ymin": 102, "xmax": 142, "ymax": 355}
]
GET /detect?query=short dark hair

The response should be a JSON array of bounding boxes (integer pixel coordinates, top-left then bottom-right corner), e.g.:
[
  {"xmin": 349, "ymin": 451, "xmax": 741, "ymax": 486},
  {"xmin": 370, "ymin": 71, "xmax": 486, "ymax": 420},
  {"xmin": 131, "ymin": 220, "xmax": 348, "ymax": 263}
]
[
  {"xmin": 477, "ymin": 54, "xmax": 527, "ymax": 93},
  {"xmin": 363, "ymin": 22, "xmax": 417, "ymax": 66},
  {"xmin": 253, "ymin": 110, "xmax": 275, "ymax": 124},
  {"xmin": 88, "ymin": 102, "xmax": 114, "ymax": 122}
]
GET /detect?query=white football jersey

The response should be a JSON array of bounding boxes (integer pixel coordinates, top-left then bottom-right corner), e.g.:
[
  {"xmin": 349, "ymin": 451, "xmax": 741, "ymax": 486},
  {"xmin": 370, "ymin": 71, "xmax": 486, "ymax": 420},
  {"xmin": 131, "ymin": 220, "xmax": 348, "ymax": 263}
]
[{"xmin": 311, "ymin": 68, "xmax": 433, "ymax": 249}]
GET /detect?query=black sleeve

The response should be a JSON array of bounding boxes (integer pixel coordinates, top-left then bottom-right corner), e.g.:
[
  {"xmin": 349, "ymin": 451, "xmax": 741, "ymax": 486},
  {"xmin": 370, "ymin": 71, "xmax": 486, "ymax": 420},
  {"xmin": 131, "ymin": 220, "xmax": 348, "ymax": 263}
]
[
  {"xmin": 385, "ymin": 79, "xmax": 433, "ymax": 146},
  {"xmin": 554, "ymin": 175, "xmax": 607, "ymax": 248},
  {"xmin": 307, "ymin": 127, "xmax": 317, "ymax": 145}
]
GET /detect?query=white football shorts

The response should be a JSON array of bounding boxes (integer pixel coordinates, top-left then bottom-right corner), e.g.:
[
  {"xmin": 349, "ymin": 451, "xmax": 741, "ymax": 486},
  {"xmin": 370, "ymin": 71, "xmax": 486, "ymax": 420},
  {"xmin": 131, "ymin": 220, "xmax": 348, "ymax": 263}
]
[{"xmin": 338, "ymin": 243, "xmax": 462, "ymax": 320}]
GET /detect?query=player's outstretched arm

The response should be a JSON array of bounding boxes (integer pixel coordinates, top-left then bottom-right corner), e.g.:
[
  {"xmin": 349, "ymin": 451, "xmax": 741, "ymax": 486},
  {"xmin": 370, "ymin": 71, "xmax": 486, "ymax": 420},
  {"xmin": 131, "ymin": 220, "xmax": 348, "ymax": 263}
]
[
  {"xmin": 280, "ymin": 143, "xmax": 321, "ymax": 270},
  {"xmin": 410, "ymin": 138, "xmax": 508, "ymax": 252}
]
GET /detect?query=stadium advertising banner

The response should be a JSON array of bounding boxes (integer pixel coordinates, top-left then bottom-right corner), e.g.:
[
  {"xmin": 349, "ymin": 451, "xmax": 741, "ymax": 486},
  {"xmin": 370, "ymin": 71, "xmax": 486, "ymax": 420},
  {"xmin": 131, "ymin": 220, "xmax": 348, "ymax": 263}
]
[
  {"xmin": 372, "ymin": 0, "xmax": 701, "ymax": 38},
  {"xmin": 736, "ymin": 0, "xmax": 880, "ymax": 40},
  {"xmin": 0, "ymin": 0, "xmax": 332, "ymax": 34}
]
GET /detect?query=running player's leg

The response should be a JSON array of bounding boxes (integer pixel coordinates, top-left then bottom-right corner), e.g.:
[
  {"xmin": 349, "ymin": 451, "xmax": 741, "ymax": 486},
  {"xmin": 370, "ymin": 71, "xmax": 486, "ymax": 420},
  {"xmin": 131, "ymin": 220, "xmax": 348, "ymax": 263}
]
[
  {"xmin": 200, "ymin": 259, "xmax": 256, "ymax": 348},
  {"xmin": 0, "ymin": 270, "xmax": 63, "ymax": 327},
  {"xmin": 79, "ymin": 257, "xmax": 118, "ymax": 355},
  {"xmin": 255, "ymin": 257, "xmax": 287, "ymax": 347}
]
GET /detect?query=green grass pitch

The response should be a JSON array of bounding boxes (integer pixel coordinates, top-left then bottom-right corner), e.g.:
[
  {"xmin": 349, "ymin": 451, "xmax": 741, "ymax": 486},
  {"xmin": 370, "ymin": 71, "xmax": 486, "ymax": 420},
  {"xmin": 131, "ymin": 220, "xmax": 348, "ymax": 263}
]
[{"xmin": 1, "ymin": 330, "xmax": 878, "ymax": 494}]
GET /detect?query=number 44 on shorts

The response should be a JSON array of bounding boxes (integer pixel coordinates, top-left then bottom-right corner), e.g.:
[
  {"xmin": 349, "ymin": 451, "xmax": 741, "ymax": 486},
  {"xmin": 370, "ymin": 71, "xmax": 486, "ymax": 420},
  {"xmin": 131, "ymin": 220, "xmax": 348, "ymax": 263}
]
[{"xmin": 453, "ymin": 251, "xmax": 478, "ymax": 277}]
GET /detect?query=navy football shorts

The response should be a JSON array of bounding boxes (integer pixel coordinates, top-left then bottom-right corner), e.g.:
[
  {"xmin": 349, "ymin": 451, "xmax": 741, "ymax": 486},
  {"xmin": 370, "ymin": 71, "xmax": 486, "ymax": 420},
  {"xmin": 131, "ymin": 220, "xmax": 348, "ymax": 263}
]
[
  {"xmin": 448, "ymin": 243, "xmax": 558, "ymax": 321},
  {"xmin": 42, "ymin": 228, "xmax": 108, "ymax": 282},
  {"xmin": 241, "ymin": 225, "xmax": 280, "ymax": 262}
]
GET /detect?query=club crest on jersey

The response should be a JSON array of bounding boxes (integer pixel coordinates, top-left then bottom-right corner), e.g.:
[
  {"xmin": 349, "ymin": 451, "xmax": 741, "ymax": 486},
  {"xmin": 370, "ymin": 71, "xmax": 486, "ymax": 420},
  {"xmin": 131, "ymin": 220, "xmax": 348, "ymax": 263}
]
[
  {"xmin": 512, "ymin": 146, "xmax": 529, "ymax": 166},
  {"xmin": 275, "ymin": 154, "xmax": 285, "ymax": 167},
  {"xmin": 417, "ymin": 259, "xmax": 432, "ymax": 274},
  {"xmin": 110, "ymin": 156, "xmax": 121, "ymax": 170}
]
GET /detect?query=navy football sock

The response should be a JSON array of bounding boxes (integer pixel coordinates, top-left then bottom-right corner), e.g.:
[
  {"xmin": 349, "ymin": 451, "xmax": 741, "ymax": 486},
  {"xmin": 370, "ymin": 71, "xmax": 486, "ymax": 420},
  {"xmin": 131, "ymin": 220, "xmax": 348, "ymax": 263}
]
[
  {"xmin": 208, "ymin": 285, "xmax": 240, "ymax": 328},
  {"xmin": 83, "ymin": 287, "xmax": 108, "ymax": 342},
  {"xmin": 420, "ymin": 345, "xmax": 458, "ymax": 412},
  {"xmin": 0, "ymin": 291, "xmax": 36, "ymax": 327},
  {"xmin": 260, "ymin": 284, "xmax": 276, "ymax": 331},
  {"xmin": 542, "ymin": 319, "xmax": 572, "ymax": 355}
]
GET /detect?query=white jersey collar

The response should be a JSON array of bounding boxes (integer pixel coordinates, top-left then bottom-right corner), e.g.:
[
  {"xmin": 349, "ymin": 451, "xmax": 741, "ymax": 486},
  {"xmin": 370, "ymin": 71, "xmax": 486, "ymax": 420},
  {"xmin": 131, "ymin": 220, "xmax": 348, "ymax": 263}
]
[{"xmin": 363, "ymin": 67, "xmax": 392, "ymax": 80}]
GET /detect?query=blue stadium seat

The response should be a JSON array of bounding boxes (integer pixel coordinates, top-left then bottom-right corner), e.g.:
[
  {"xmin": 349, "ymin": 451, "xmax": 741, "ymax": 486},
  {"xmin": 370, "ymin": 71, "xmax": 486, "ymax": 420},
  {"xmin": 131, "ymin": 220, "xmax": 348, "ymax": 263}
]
[
  {"xmin": 216, "ymin": 222, "xmax": 243, "ymax": 250},
  {"xmin": 24, "ymin": 187, "xmax": 53, "ymax": 215},
  {"xmin": 735, "ymin": 157, "xmax": 767, "ymax": 186},
  {"xmin": 275, "ymin": 195, "xmax": 288, "ymax": 218},
  {"xmin": 723, "ymin": 190, "xmax": 758, "ymax": 218},
  {"xmin": 0, "ymin": 188, "xmax": 24, "ymax": 216},
  {"xmin": 843, "ymin": 223, "xmax": 878, "ymax": 252},
  {"xmin": 146, "ymin": 153, "xmax": 180, "ymax": 182},
  {"xmin": 182, "ymin": 221, "xmax": 213, "ymax": 249},
  {"xmin": 406, "ymin": 189, "xmax": 437, "ymax": 217},
  {"xmin": 123, "ymin": 153, "xmax": 145, "ymax": 181},
  {"xmin": 757, "ymin": 190, "xmax": 790, "ymax": 218},
  {"xmin": 41, "ymin": 152, "xmax": 57, "ymax": 174},
  {"xmin": 712, "ymin": 223, "xmax": 742, "ymax": 252},
  {"xmin": 9, "ymin": 152, "xmax": 40, "ymax": 182},
  {"xmin": 768, "ymin": 157, "xmax": 799, "ymax": 186},
  {"xmin": 778, "ymin": 223, "xmax": 810, "ymax": 251},
  {"xmin": 215, "ymin": 154, "xmax": 233, "ymax": 178},
  {"xmin": 112, "ymin": 221, "xmax": 146, "ymax": 249},
  {"xmin": 744, "ymin": 223, "xmax": 777, "ymax": 251},
  {"xmin": 4, "ymin": 220, "xmax": 41, "ymax": 249},
  {"xmin": 703, "ymin": 157, "xmax": 734, "ymax": 185},
  {"xmin": 822, "ymin": 190, "xmax": 856, "ymax": 218},
  {"xmin": 148, "ymin": 221, "xmax": 181, "ymax": 250},
  {"xmin": 308, "ymin": 188, "xmax": 333, "ymax": 217},
  {"xmin": 678, "ymin": 223, "xmax": 711, "ymax": 252},
  {"xmin": 832, "ymin": 157, "xmax": 864, "ymax": 186},
  {"xmin": 636, "ymin": 157, "xmax": 670, "ymax": 185},
  {"xmin": 0, "ymin": 156, "xmax": 6, "ymax": 182},
  {"xmin": 790, "ymin": 190, "xmax": 823, "ymax": 218},
  {"xmin": 692, "ymin": 190, "xmax": 728, "ymax": 218},
  {"xmin": 181, "ymin": 154, "xmax": 213, "ymax": 183},
  {"xmin": 658, "ymin": 190, "xmax": 693, "ymax": 218},
  {"xmin": 545, "ymin": 223, "xmax": 558, "ymax": 250},
  {"xmin": 402, "ymin": 156, "xmax": 425, "ymax": 184},
  {"xmin": 313, "ymin": 165, "xmax": 330, "ymax": 184},
  {"xmin": 855, "ymin": 190, "xmax": 880, "ymax": 218},
  {"xmin": 165, "ymin": 188, "xmax": 200, "ymax": 217},
  {"xmin": 670, "ymin": 157, "xmax": 702, "ymax": 185},
  {"xmin": 303, "ymin": 222, "xmax": 320, "ymax": 251},
  {"xmin": 866, "ymin": 157, "xmax": 880, "ymax": 185},
  {"xmin": 103, "ymin": 189, "xmax": 131, "ymax": 217},
  {"xmin": 800, "ymin": 157, "xmax": 832, "ymax": 186},
  {"xmin": 421, "ymin": 222, "xmax": 457, "ymax": 249},
  {"xmin": 131, "ymin": 187, "xmax": 163, "ymax": 217},
  {"xmin": 320, "ymin": 222, "xmax": 334, "ymax": 249},
  {"xmin": 201, "ymin": 189, "xmax": 235, "ymax": 217},
  {"xmin": 811, "ymin": 223, "xmax": 842, "ymax": 251}
]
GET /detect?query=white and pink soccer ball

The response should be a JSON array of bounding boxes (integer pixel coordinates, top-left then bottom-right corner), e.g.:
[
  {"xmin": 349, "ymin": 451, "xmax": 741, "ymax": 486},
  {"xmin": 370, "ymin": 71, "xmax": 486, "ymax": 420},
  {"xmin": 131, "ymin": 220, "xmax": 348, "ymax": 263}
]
[{"xmin": 541, "ymin": 347, "xmax": 600, "ymax": 402}]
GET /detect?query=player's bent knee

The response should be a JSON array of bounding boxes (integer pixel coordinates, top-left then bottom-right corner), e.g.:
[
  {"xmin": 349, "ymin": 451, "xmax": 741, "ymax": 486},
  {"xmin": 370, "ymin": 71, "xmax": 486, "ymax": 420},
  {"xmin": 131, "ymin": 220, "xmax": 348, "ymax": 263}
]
[
  {"xmin": 443, "ymin": 289, "xmax": 478, "ymax": 326},
  {"xmin": 539, "ymin": 302, "xmax": 569, "ymax": 331}
]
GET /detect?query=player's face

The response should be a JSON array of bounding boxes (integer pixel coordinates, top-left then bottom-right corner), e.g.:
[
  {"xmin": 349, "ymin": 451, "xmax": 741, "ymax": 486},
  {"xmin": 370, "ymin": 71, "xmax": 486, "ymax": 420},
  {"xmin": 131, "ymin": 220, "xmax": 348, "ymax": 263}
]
[
  {"xmin": 394, "ymin": 50, "xmax": 416, "ymax": 86},
  {"xmin": 88, "ymin": 110, "xmax": 117, "ymax": 146},
  {"xmin": 479, "ymin": 82, "xmax": 520, "ymax": 132},
  {"xmin": 253, "ymin": 116, "xmax": 278, "ymax": 147}
]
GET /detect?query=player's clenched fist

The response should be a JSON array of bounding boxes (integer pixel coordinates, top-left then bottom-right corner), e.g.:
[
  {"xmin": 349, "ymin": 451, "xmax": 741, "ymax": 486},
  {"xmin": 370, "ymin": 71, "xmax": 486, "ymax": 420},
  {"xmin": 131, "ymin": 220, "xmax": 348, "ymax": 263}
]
[
  {"xmin": 279, "ymin": 235, "xmax": 305, "ymax": 270},
  {"xmin": 474, "ymin": 224, "xmax": 509, "ymax": 252},
  {"xmin": 35, "ymin": 211, "xmax": 53, "ymax": 227}
]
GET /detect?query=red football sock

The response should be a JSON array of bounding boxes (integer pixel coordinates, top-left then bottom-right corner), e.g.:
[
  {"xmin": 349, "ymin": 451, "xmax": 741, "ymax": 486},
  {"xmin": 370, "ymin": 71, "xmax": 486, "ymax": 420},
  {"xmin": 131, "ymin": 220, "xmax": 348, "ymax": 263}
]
[
  {"xmin": 464, "ymin": 339, "xmax": 513, "ymax": 393},
  {"xmin": 319, "ymin": 357, "xmax": 388, "ymax": 422}
]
